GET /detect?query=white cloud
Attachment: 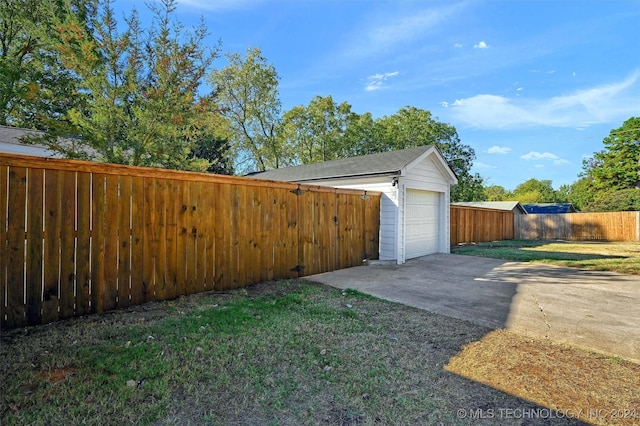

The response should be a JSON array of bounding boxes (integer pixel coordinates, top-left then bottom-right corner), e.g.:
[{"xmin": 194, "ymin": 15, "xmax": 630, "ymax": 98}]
[
  {"xmin": 474, "ymin": 162, "xmax": 494, "ymax": 169},
  {"xmin": 448, "ymin": 71, "xmax": 640, "ymax": 129},
  {"xmin": 486, "ymin": 146, "xmax": 511, "ymax": 154},
  {"xmin": 344, "ymin": 2, "xmax": 469, "ymax": 59},
  {"xmin": 521, "ymin": 151, "xmax": 559, "ymax": 161},
  {"xmin": 473, "ymin": 41, "xmax": 489, "ymax": 49},
  {"xmin": 440, "ymin": 101, "xmax": 449, "ymax": 108},
  {"xmin": 365, "ymin": 71, "xmax": 400, "ymax": 91},
  {"xmin": 521, "ymin": 151, "xmax": 571, "ymax": 166},
  {"xmin": 554, "ymin": 159, "xmax": 571, "ymax": 166},
  {"xmin": 454, "ymin": 43, "xmax": 463, "ymax": 48}
]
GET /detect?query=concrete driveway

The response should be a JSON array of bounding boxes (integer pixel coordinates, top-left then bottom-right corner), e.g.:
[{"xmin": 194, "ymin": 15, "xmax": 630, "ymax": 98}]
[{"xmin": 308, "ymin": 254, "xmax": 640, "ymax": 363}]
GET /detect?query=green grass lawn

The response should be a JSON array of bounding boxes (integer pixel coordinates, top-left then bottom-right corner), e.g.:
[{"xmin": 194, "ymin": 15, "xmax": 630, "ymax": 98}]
[
  {"xmin": 1, "ymin": 280, "xmax": 600, "ymax": 426},
  {"xmin": 451, "ymin": 240, "xmax": 640, "ymax": 275},
  {"xmin": 2, "ymin": 279, "xmax": 638, "ymax": 425}
]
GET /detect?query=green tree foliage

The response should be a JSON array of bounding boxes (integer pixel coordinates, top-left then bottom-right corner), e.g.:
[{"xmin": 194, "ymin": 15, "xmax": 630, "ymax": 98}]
[
  {"xmin": 25, "ymin": 0, "xmax": 223, "ymax": 171},
  {"xmin": 189, "ymin": 125, "xmax": 234, "ymax": 175},
  {"xmin": 369, "ymin": 107, "xmax": 484, "ymax": 201},
  {"xmin": 484, "ymin": 185, "xmax": 511, "ymax": 201},
  {"xmin": 342, "ymin": 111, "xmax": 377, "ymax": 157},
  {"xmin": 561, "ymin": 178, "xmax": 594, "ymax": 211},
  {"xmin": 587, "ymin": 117, "xmax": 640, "ymax": 192},
  {"xmin": 0, "ymin": 0, "xmax": 94, "ymax": 128},
  {"xmin": 508, "ymin": 178, "xmax": 559, "ymax": 203},
  {"xmin": 575, "ymin": 117, "xmax": 640, "ymax": 211},
  {"xmin": 276, "ymin": 103, "xmax": 484, "ymax": 201},
  {"xmin": 279, "ymin": 95, "xmax": 353, "ymax": 164},
  {"xmin": 209, "ymin": 47, "xmax": 284, "ymax": 173},
  {"xmin": 584, "ymin": 189, "xmax": 640, "ymax": 212}
]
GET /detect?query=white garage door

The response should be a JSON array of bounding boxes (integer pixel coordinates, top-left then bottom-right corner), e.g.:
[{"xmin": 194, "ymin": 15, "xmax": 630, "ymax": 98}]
[{"xmin": 405, "ymin": 189, "xmax": 440, "ymax": 259}]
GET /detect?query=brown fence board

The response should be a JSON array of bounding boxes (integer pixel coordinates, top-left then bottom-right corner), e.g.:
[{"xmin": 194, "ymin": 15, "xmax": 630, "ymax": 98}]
[
  {"xmin": 76, "ymin": 173, "xmax": 91, "ymax": 315},
  {"xmin": 202, "ymin": 182, "xmax": 214, "ymax": 288},
  {"xmin": 91, "ymin": 175, "xmax": 106, "ymax": 313},
  {"xmin": 59, "ymin": 171, "xmax": 77, "ymax": 319},
  {"xmin": 129, "ymin": 177, "xmax": 145, "ymax": 306},
  {"xmin": 0, "ymin": 154, "xmax": 381, "ymax": 330},
  {"xmin": 142, "ymin": 177, "xmax": 156, "ymax": 301},
  {"xmin": 515, "ymin": 212, "xmax": 639, "ymax": 241},
  {"xmin": 6, "ymin": 167, "xmax": 27, "ymax": 327},
  {"xmin": 214, "ymin": 183, "xmax": 231, "ymax": 289},
  {"xmin": 0, "ymin": 166, "xmax": 7, "ymax": 328},
  {"xmin": 284, "ymin": 188, "xmax": 299, "ymax": 279},
  {"xmin": 117, "ymin": 175, "xmax": 132, "ymax": 308},
  {"xmin": 364, "ymin": 194, "xmax": 380, "ymax": 261},
  {"xmin": 450, "ymin": 206, "xmax": 515, "ymax": 245},
  {"xmin": 102, "ymin": 174, "xmax": 119, "ymax": 312},
  {"xmin": 154, "ymin": 178, "xmax": 168, "ymax": 301},
  {"xmin": 42, "ymin": 170, "xmax": 61, "ymax": 323},
  {"xmin": 164, "ymin": 179, "xmax": 178, "ymax": 299},
  {"xmin": 25, "ymin": 168, "xmax": 43, "ymax": 326}
]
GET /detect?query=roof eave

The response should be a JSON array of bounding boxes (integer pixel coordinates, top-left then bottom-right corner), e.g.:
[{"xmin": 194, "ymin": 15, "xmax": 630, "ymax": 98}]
[{"xmin": 291, "ymin": 170, "xmax": 401, "ymax": 183}]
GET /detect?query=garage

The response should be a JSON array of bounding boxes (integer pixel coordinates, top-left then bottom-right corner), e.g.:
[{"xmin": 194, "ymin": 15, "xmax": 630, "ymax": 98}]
[
  {"xmin": 254, "ymin": 145, "xmax": 457, "ymax": 265},
  {"xmin": 405, "ymin": 189, "xmax": 440, "ymax": 258}
]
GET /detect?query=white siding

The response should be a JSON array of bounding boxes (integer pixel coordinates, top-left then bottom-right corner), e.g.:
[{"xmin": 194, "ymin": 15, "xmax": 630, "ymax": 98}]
[
  {"xmin": 291, "ymin": 151, "xmax": 454, "ymax": 264},
  {"xmin": 400, "ymin": 154, "xmax": 453, "ymax": 257},
  {"xmin": 402, "ymin": 156, "xmax": 449, "ymax": 192}
]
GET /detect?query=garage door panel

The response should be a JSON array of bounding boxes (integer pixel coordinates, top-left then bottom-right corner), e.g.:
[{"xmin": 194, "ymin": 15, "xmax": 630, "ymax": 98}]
[{"xmin": 406, "ymin": 190, "xmax": 439, "ymax": 259}]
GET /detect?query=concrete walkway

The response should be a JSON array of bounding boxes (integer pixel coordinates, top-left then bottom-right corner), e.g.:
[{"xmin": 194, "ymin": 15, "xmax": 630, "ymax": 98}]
[{"xmin": 308, "ymin": 254, "xmax": 640, "ymax": 363}]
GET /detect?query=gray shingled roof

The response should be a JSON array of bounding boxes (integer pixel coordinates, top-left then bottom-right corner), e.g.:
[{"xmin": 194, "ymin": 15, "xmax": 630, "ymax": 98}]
[
  {"xmin": 0, "ymin": 125, "xmax": 46, "ymax": 145},
  {"xmin": 253, "ymin": 145, "xmax": 434, "ymax": 182},
  {"xmin": 452, "ymin": 201, "xmax": 527, "ymax": 214}
]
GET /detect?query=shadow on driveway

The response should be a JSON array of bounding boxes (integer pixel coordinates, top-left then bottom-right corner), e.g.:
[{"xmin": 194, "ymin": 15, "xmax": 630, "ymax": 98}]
[{"xmin": 308, "ymin": 254, "xmax": 640, "ymax": 363}]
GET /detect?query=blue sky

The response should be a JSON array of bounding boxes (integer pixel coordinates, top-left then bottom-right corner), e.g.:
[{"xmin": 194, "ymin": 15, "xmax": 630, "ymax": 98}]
[{"xmin": 118, "ymin": 0, "xmax": 640, "ymax": 190}]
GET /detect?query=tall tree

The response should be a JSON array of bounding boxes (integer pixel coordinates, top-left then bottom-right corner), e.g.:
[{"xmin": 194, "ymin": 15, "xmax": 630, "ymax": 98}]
[
  {"xmin": 30, "ymin": 0, "xmax": 220, "ymax": 170},
  {"xmin": 586, "ymin": 117, "xmax": 640, "ymax": 192},
  {"xmin": 484, "ymin": 184, "xmax": 511, "ymax": 201},
  {"xmin": 508, "ymin": 178, "xmax": 559, "ymax": 203},
  {"xmin": 0, "ymin": 0, "xmax": 95, "ymax": 128},
  {"xmin": 369, "ymin": 106, "xmax": 484, "ymax": 201},
  {"xmin": 209, "ymin": 47, "xmax": 283, "ymax": 173},
  {"xmin": 563, "ymin": 178, "xmax": 595, "ymax": 211},
  {"xmin": 278, "ymin": 95, "xmax": 353, "ymax": 164},
  {"xmin": 342, "ymin": 111, "xmax": 377, "ymax": 157}
]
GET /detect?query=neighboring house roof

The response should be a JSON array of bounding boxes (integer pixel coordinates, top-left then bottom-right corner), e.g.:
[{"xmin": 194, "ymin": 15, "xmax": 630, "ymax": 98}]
[
  {"xmin": 252, "ymin": 145, "xmax": 457, "ymax": 184},
  {"xmin": 522, "ymin": 203, "xmax": 577, "ymax": 214},
  {"xmin": 452, "ymin": 201, "xmax": 527, "ymax": 214},
  {"xmin": 0, "ymin": 125, "xmax": 54, "ymax": 157}
]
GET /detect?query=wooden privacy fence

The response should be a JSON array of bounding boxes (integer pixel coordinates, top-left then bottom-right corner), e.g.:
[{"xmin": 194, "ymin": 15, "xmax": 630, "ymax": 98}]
[
  {"xmin": 450, "ymin": 206, "xmax": 514, "ymax": 245},
  {"xmin": 515, "ymin": 212, "xmax": 640, "ymax": 241},
  {"xmin": 0, "ymin": 154, "xmax": 380, "ymax": 330}
]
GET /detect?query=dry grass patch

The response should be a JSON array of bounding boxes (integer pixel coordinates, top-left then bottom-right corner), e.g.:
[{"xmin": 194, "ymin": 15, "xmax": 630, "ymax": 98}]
[
  {"xmin": 452, "ymin": 241, "xmax": 640, "ymax": 275},
  {"xmin": 445, "ymin": 330, "xmax": 640, "ymax": 425}
]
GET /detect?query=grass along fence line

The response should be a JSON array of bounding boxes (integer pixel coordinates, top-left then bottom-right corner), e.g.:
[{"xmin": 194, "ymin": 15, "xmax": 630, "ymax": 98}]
[
  {"xmin": 451, "ymin": 240, "xmax": 640, "ymax": 275},
  {"xmin": 0, "ymin": 154, "xmax": 380, "ymax": 330}
]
